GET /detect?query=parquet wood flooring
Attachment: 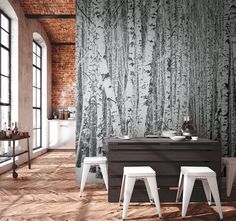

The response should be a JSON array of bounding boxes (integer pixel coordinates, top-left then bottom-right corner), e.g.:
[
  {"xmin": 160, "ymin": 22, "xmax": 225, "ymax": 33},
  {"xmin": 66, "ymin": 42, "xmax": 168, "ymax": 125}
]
[{"xmin": 0, "ymin": 151, "xmax": 235, "ymax": 220}]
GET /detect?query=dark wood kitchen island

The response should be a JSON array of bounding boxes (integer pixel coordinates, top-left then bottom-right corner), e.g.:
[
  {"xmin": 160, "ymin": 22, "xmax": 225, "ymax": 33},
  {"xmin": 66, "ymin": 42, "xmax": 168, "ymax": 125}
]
[{"xmin": 107, "ymin": 137, "xmax": 221, "ymax": 202}]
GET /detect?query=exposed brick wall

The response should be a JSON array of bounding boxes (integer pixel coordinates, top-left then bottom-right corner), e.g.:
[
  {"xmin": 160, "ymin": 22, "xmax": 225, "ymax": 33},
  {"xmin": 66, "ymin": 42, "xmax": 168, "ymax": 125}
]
[
  {"xmin": 39, "ymin": 19, "xmax": 75, "ymax": 43},
  {"xmin": 52, "ymin": 45, "xmax": 76, "ymax": 110},
  {"xmin": 18, "ymin": 0, "xmax": 75, "ymax": 14}
]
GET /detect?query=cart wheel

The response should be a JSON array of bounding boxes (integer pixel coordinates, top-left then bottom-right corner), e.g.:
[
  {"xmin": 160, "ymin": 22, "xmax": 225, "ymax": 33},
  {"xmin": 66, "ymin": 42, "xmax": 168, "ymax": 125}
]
[
  {"xmin": 13, "ymin": 164, "xmax": 17, "ymax": 170},
  {"xmin": 13, "ymin": 171, "xmax": 18, "ymax": 178}
]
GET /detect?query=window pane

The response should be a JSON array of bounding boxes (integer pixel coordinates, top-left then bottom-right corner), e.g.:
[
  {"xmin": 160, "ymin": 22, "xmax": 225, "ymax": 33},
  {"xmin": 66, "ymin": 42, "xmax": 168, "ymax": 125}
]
[
  {"xmin": 0, "ymin": 141, "xmax": 9, "ymax": 154},
  {"xmin": 1, "ymin": 76, "xmax": 9, "ymax": 103},
  {"xmin": 1, "ymin": 30, "xmax": 9, "ymax": 48},
  {"xmin": 33, "ymin": 42, "xmax": 36, "ymax": 53},
  {"xmin": 33, "ymin": 109, "xmax": 36, "ymax": 128},
  {"xmin": 37, "ymin": 109, "xmax": 41, "ymax": 128},
  {"xmin": 36, "ymin": 45, "xmax": 41, "ymax": 56},
  {"xmin": 1, "ymin": 48, "xmax": 9, "ymax": 76},
  {"xmin": 37, "ymin": 89, "xmax": 41, "ymax": 108},
  {"xmin": 33, "ymin": 88, "xmax": 36, "ymax": 107},
  {"xmin": 33, "ymin": 67, "xmax": 37, "ymax": 87},
  {"xmin": 36, "ymin": 56, "xmax": 41, "ymax": 67},
  {"xmin": 1, "ymin": 14, "xmax": 9, "ymax": 32},
  {"xmin": 37, "ymin": 129, "xmax": 41, "ymax": 147},
  {"xmin": 37, "ymin": 69, "xmax": 41, "ymax": 88},
  {"xmin": 33, "ymin": 53, "xmax": 37, "ymax": 66},
  {"xmin": 32, "ymin": 130, "xmax": 36, "ymax": 149},
  {"xmin": 0, "ymin": 105, "xmax": 9, "ymax": 127}
]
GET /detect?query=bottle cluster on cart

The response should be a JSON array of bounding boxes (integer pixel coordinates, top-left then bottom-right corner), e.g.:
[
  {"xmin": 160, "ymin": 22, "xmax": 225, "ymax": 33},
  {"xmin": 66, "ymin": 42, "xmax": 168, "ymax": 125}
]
[{"xmin": 0, "ymin": 122, "xmax": 22, "ymax": 139}]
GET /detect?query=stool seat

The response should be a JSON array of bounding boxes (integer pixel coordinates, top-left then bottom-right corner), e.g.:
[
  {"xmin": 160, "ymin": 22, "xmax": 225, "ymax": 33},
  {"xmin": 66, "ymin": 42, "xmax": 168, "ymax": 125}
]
[
  {"xmin": 124, "ymin": 166, "xmax": 156, "ymax": 177},
  {"xmin": 84, "ymin": 156, "xmax": 107, "ymax": 164},
  {"xmin": 176, "ymin": 166, "xmax": 223, "ymax": 220},
  {"xmin": 119, "ymin": 166, "xmax": 161, "ymax": 220},
  {"xmin": 222, "ymin": 157, "xmax": 236, "ymax": 197},
  {"xmin": 181, "ymin": 166, "xmax": 216, "ymax": 177},
  {"xmin": 80, "ymin": 156, "xmax": 108, "ymax": 197}
]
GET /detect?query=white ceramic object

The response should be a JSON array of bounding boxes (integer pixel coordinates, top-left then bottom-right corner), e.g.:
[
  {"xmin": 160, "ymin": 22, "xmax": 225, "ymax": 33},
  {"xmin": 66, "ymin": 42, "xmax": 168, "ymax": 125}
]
[
  {"xmin": 118, "ymin": 135, "xmax": 130, "ymax": 140},
  {"xmin": 182, "ymin": 132, "xmax": 191, "ymax": 136},
  {"xmin": 170, "ymin": 136, "xmax": 186, "ymax": 141},
  {"xmin": 191, "ymin": 136, "xmax": 198, "ymax": 141},
  {"xmin": 161, "ymin": 130, "xmax": 177, "ymax": 138},
  {"xmin": 145, "ymin": 135, "xmax": 159, "ymax": 138}
]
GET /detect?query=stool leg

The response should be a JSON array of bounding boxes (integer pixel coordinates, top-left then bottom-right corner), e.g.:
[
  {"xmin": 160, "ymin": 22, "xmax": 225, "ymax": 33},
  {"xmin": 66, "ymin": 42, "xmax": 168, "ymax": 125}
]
[
  {"xmin": 176, "ymin": 171, "xmax": 183, "ymax": 202},
  {"xmin": 119, "ymin": 174, "xmax": 125, "ymax": 206},
  {"xmin": 80, "ymin": 163, "xmax": 90, "ymax": 197},
  {"xmin": 226, "ymin": 164, "xmax": 236, "ymax": 197},
  {"xmin": 100, "ymin": 163, "xmax": 108, "ymax": 190},
  {"xmin": 182, "ymin": 176, "xmax": 195, "ymax": 217},
  {"xmin": 144, "ymin": 178, "xmax": 153, "ymax": 203},
  {"xmin": 122, "ymin": 177, "xmax": 136, "ymax": 220},
  {"xmin": 221, "ymin": 161, "xmax": 225, "ymax": 173},
  {"xmin": 147, "ymin": 177, "xmax": 162, "ymax": 218},
  {"xmin": 207, "ymin": 177, "xmax": 223, "ymax": 220},
  {"xmin": 202, "ymin": 179, "xmax": 211, "ymax": 205}
]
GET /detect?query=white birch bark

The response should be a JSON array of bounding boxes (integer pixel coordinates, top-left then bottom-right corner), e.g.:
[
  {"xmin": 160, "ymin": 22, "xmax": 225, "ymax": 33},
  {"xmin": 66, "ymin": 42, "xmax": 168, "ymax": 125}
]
[
  {"xmin": 220, "ymin": 0, "xmax": 230, "ymax": 154},
  {"xmin": 92, "ymin": 0, "xmax": 105, "ymax": 155},
  {"xmin": 161, "ymin": 0, "xmax": 172, "ymax": 131},
  {"xmin": 138, "ymin": 0, "xmax": 159, "ymax": 136},
  {"xmin": 125, "ymin": 0, "xmax": 135, "ymax": 136},
  {"xmin": 228, "ymin": 0, "xmax": 236, "ymax": 156},
  {"xmin": 179, "ymin": 0, "xmax": 190, "ymax": 131},
  {"xmin": 95, "ymin": 0, "xmax": 122, "ymax": 137},
  {"xmin": 133, "ymin": 0, "xmax": 143, "ymax": 136}
]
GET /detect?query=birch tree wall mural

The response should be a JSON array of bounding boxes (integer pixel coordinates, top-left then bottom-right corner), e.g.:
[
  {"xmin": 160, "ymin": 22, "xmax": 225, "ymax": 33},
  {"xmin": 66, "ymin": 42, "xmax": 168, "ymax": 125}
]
[{"xmin": 76, "ymin": 0, "xmax": 236, "ymax": 168}]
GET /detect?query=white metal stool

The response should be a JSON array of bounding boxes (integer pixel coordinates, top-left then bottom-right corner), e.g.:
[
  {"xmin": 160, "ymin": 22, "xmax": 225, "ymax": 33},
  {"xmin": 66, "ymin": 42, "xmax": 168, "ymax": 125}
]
[
  {"xmin": 119, "ymin": 166, "xmax": 162, "ymax": 220},
  {"xmin": 80, "ymin": 156, "xmax": 108, "ymax": 197},
  {"xmin": 222, "ymin": 157, "xmax": 236, "ymax": 197},
  {"xmin": 176, "ymin": 166, "xmax": 223, "ymax": 220}
]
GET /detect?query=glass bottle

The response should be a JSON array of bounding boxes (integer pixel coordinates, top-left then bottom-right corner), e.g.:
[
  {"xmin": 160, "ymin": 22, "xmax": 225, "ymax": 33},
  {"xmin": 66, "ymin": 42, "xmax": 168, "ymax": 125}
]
[
  {"xmin": 6, "ymin": 126, "xmax": 12, "ymax": 138},
  {"xmin": 11, "ymin": 122, "xmax": 15, "ymax": 134},
  {"xmin": 181, "ymin": 116, "xmax": 187, "ymax": 134},
  {"xmin": 3, "ymin": 122, "xmax": 7, "ymax": 138},
  {"xmin": 13, "ymin": 122, "xmax": 18, "ymax": 135}
]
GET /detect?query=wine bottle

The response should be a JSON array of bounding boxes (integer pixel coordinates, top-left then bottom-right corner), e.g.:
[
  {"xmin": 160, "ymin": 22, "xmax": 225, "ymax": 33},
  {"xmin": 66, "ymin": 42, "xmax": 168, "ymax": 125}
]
[
  {"xmin": 13, "ymin": 122, "xmax": 18, "ymax": 135},
  {"xmin": 11, "ymin": 122, "xmax": 15, "ymax": 134}
]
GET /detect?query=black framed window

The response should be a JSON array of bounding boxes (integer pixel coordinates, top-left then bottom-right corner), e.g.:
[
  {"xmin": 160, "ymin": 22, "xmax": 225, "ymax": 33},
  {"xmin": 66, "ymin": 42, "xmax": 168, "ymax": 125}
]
[
  {"xmin": 32, "ymin": 41, "xmax": 42, "ymax": 150},
  {"xmin": 0, "ymin": 11, "xmax": 11, "ymax": 162}
]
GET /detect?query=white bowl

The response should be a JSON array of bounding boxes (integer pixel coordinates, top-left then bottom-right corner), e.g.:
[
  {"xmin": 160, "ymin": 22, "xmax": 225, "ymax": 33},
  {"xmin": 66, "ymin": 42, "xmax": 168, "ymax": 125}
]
[
  {"xmin": 118, "ymin": 135, "xmax": 130, "ymax": 140},
  {"xmin": 170, "ymin": 136, "xmax": 186, "ymax": 141},
  {"xmin": 182, "ymin": 132, "xmax": 191, "ymax": 136},
  {"xmin": 162, "ymin": 130, "xmax": 177, "ymax": 138},
  {"xmin": 191, "ymin": 136, "xmax": 198, "ymax": 141}
]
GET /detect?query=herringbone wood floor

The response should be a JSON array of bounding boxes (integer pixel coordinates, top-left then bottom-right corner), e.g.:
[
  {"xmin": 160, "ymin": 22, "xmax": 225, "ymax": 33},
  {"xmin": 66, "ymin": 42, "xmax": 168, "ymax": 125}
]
[{"xmin": 0, "ymin": 151, "xmax": 236, "ymax": 220}]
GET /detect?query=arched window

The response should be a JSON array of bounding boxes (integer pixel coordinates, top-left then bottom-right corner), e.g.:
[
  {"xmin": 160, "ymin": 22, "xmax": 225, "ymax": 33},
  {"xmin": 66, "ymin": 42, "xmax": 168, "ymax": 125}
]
[
  {"xmin": 32, "ymin": 33, "xmax": 47, "ymax": 150},
  {"xmin": 0, "ymin": 1, "xmax": 18, "ymax": 163}
]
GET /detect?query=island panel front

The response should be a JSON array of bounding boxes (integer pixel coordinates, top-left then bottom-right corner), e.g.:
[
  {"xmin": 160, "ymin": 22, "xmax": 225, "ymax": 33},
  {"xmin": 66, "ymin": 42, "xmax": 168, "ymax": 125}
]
[{"xmin": 107, "ymin": 138, "xmax": 221, "ymax": 202}]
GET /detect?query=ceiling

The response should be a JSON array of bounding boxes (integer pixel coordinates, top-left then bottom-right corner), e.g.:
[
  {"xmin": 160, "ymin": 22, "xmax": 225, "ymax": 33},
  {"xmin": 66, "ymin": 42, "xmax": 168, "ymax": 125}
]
[{"xmin": 18, "ymin": 0, "xmax": 76, "ymax": 45}]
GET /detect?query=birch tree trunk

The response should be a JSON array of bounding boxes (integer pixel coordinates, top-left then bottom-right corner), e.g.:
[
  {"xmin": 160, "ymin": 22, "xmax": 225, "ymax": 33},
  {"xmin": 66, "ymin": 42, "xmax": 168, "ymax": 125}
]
[
  {"xmin": 138, "ymin": 0, "xmax": 159, "ymax": 136},
  {"xmin": 228, "ymin": 0, "xmax": 236, "ymax": 156},
  {"xmin": 133, "ymin": 0, "xmax": 142, "ymax": 136},
  {"xmin": 161, "ymin": 0, "xmax": 172, "ymax": 131},
  {"xmin": 125, "ymin": 0, "xmax": 135, "ymax": 136}
]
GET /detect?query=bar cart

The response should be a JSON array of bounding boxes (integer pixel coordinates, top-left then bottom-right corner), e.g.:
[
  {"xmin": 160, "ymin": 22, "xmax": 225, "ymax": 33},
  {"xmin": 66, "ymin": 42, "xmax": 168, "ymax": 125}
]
[{"xmin": 0, "ymin": 134, "xmax": 31, "ymax": 178}]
